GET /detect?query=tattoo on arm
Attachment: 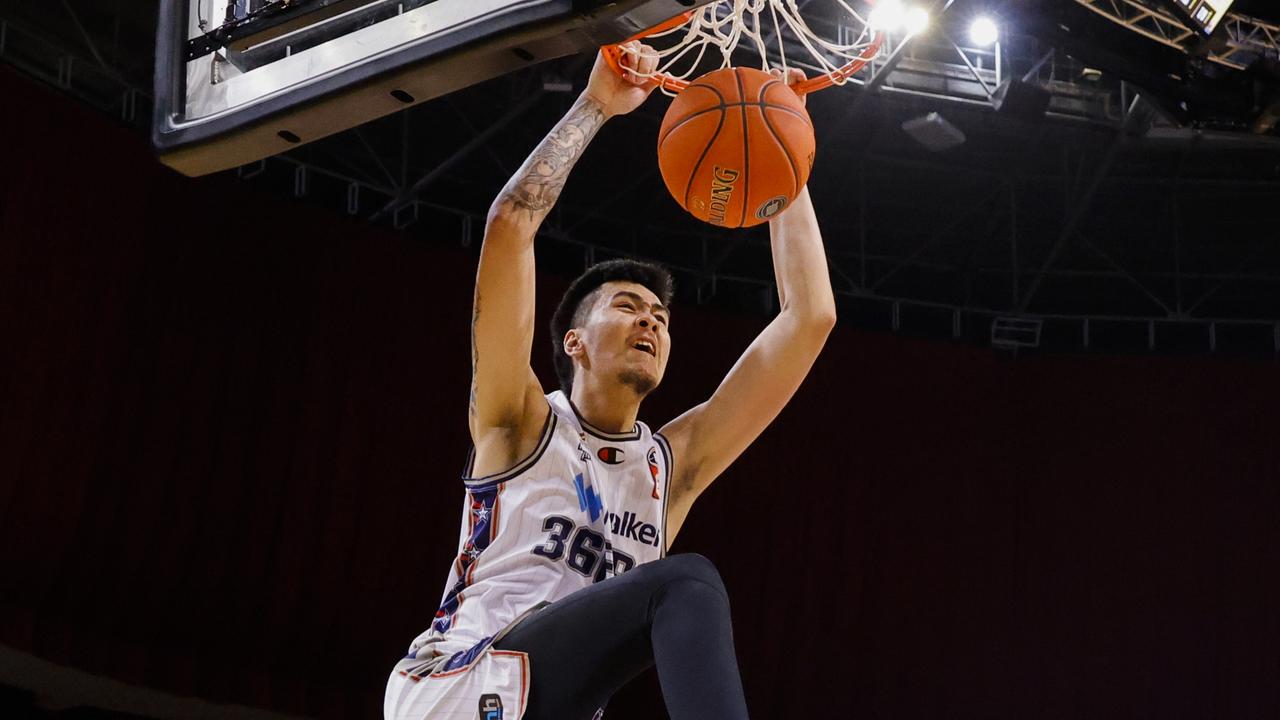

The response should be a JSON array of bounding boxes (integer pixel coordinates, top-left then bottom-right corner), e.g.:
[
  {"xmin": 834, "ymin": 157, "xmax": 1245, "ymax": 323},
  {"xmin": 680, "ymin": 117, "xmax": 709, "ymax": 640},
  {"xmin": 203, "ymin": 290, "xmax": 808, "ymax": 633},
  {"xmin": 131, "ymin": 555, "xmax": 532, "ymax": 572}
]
[
  {"xmin": 472, "ymin": 96, "xmax": 604, "ymax": 421},
  {"xmin": 469, "ymin": 286, "xmax": 480, "ymax": 420},
  {"xmin": 495, "ymin": 96, "xmax": 607, "ymax": 222}
]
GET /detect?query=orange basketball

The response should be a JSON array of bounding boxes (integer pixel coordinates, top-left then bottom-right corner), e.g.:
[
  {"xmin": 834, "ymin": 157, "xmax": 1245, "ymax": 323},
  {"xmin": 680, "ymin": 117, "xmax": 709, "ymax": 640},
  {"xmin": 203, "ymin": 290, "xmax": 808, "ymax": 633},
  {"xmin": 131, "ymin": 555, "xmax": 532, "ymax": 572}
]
[{"xmin": 657, "ymin": 67, "xmax": 816, "ymax": 229}]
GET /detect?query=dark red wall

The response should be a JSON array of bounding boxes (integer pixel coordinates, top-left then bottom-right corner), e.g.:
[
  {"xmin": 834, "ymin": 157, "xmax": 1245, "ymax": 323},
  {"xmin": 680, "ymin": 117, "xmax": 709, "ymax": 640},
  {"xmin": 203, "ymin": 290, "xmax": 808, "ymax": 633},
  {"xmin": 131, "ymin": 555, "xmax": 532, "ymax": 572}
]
[{"xmin": 2, "ymin": 67, "xmax": 1278, "ymax": 719}]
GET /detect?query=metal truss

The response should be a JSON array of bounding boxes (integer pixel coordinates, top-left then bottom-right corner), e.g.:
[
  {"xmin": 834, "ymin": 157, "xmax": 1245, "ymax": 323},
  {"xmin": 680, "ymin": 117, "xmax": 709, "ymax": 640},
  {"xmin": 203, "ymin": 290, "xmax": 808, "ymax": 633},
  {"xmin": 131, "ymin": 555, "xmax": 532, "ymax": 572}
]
[
  {"xmin": 1074, "ymin": 0, "xmax": 1280, "ymax": 69},
  {"xmin": 801, "ymin": 2, "xmax": 1280, "ymax": 131},
  {"xmin": 1218, "ymin": 12, "xmax": 1280, "ymax": 66},
  {"xmin": 822, "ymin": 30, "xmax": 1148, "ymax": 130},
  {"xmin": 0, "ymin": 13, "xmax": 148, "ymax": 125},
  {"xmin": 4, "ymin": 4, "xmax": 1278, "ymax": 357},
  {"xmin": 236, "ymin": 147, "xmax": 1280, "ymax": 358}
]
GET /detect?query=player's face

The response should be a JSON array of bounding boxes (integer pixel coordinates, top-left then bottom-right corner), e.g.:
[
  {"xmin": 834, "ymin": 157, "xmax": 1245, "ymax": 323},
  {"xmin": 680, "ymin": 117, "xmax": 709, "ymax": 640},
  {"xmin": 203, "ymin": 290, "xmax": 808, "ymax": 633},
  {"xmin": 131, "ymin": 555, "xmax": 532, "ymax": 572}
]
[{"xmin": 581, "ymin": 281, "xmax": 670, "ymax": 396}]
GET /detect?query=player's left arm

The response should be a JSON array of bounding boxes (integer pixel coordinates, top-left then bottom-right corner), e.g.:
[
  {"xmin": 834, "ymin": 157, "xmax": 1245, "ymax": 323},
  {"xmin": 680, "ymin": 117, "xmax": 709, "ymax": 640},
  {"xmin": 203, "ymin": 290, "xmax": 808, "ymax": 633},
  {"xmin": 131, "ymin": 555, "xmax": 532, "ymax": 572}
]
[{"xmin": 658, "ymin": 185, "xmax": 836, "ymax": 544}]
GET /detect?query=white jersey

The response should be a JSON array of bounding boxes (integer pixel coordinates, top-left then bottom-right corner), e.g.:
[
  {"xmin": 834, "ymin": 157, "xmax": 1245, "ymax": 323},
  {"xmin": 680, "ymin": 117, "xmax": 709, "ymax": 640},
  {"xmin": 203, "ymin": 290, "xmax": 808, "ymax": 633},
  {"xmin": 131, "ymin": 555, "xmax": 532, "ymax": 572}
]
[{"xmin": 386, "ymin": 391, "xmax": 673, "ymax": 720}]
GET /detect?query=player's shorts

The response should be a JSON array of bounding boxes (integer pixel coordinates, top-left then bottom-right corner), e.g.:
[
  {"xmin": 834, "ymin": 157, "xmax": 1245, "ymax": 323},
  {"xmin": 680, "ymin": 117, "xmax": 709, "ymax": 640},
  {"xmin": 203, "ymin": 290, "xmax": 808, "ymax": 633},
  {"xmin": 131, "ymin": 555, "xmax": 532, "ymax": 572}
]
[
  {"xmin": 384, "ymin": 644, "xmax": 531, "ymax": 720},
  {"xmin": 386, "ymin": 602, "xmax": 549, "ymax": 720}
]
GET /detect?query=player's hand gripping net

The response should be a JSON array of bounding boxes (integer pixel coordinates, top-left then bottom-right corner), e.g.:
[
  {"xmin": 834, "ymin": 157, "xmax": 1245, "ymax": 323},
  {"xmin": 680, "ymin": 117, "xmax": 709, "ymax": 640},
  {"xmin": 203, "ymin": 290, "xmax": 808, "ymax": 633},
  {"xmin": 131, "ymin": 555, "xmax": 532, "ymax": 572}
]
[{"xmin": 586, "ymin": 41, "xmax": 661, "ymax": 117}]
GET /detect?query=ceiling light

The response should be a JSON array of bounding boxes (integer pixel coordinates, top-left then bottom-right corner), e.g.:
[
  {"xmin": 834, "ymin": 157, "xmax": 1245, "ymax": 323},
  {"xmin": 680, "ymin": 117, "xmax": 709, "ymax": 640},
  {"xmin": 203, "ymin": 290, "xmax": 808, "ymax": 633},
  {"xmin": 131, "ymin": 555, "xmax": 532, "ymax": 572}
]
[
  {"xmin": 904, "ymin": 6, "xmax": 931, "ymax": 35},
  {"xmin": 969, "ymin": 17, "xmax": 999, "ymax": 46},
  {"xmin": 868, "ymin": 0, "xmax": 906, "ymax": 32}
]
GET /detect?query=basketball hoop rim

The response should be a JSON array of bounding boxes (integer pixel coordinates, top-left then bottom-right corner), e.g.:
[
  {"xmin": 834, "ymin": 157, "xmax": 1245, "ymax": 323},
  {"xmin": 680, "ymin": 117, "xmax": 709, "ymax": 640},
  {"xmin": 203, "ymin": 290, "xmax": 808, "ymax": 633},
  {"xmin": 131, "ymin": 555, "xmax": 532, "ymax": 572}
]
[{"xmin": 600, "ymin": 7, "xmax": 886, "ymax": 96}]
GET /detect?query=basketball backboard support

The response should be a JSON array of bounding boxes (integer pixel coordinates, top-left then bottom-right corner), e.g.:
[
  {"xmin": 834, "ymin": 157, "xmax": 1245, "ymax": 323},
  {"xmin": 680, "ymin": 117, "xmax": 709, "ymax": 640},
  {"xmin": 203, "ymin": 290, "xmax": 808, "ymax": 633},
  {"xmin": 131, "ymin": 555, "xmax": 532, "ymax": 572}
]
[{"xmin": 153, "ymin": 0, "xmax": 709, "ymax": 177}]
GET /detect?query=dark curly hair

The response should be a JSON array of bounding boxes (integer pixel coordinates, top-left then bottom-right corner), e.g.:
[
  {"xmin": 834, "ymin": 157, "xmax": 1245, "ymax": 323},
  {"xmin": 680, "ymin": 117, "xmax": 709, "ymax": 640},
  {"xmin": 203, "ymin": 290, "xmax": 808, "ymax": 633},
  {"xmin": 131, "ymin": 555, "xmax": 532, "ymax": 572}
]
[{"xmin": 550, "ymin": 259, "xmax": 674, "ymax": 395}]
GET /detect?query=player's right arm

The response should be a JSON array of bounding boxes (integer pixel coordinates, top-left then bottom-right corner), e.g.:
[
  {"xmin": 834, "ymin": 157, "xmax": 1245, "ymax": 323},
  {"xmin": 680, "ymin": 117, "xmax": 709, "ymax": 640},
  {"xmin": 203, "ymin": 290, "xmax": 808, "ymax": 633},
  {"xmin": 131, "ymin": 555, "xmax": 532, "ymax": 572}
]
[{"xmin": 470, "ymin": 46, "xmax": 658, "ymax": 472}]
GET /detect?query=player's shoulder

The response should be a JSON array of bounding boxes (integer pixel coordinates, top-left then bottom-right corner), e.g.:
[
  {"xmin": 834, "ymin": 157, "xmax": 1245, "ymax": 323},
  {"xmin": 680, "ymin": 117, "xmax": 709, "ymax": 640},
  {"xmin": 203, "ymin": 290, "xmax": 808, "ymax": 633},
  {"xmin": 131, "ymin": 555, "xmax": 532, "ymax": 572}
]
[{"xmin": 467, "ymin": 392, "xmax": 554, "ymax": 482}]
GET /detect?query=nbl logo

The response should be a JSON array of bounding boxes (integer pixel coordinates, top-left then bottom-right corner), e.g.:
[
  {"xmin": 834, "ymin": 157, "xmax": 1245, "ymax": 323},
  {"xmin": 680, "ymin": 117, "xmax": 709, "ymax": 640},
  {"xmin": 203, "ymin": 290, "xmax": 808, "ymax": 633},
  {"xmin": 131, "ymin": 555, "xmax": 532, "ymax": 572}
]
[
  {"xmin": 646, "ymin": 447, "xmax": 661, "ymax": 500},
  {"xmin": 477, "ymin": 693, "xmax": 503, "ymax": 720}
]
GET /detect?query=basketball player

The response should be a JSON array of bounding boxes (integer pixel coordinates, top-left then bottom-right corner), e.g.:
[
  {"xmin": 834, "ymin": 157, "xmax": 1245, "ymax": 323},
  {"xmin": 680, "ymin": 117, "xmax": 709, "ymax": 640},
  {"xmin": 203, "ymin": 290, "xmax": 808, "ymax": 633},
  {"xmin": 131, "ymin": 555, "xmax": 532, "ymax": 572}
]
[{"xmin": 385, "ymin": 44, "xmax": 835, "ymax": 720}]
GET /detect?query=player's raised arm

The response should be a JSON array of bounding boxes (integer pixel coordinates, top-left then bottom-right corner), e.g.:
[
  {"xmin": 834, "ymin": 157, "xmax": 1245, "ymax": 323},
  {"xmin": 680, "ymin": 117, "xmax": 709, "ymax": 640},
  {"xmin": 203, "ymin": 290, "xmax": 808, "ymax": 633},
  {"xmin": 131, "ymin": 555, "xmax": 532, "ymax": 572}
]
[
  {"xmin": 659, "ymin": 186, "xmax": 836, "ymax": 540},
  {"xmin": 470, "ymin": 47, "xmax": 658, "ymax": 456}
]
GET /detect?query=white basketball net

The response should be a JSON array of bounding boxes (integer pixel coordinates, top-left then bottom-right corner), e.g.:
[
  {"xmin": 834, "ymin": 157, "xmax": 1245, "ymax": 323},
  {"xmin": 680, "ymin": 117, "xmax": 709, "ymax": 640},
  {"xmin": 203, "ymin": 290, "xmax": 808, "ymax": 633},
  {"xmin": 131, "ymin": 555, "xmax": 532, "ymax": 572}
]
[{"xmin": 618, "ymin": 0, "xmax": 883, "ymax": 95}]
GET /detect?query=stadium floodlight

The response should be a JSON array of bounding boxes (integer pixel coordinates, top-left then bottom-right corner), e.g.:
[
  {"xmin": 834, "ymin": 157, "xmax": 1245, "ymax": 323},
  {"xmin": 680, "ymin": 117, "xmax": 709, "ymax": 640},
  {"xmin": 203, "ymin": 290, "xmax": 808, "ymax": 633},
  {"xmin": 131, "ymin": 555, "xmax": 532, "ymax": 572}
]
[
  {"xmin": 867, "ymin": 1, "xmax": 930, "ymax": 35},
  {"xmin": 905, "ymin": 6, "xmax": 931, "ymax": 35},
  {"xmin": 969, "ymin": 17, "xmax": 999, "ymax": 46},
  {"xmin": 868, "ymin": 0, "xmax": 906, "ymax": 31}
]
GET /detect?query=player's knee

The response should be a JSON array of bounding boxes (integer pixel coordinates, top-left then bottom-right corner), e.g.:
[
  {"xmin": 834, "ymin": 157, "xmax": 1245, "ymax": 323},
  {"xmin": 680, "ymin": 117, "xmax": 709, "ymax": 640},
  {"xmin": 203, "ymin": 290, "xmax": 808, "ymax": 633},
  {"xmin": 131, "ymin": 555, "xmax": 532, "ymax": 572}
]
[{"xmin": 663, "ymin": 552, "xmax": 726, "ymax": 594}]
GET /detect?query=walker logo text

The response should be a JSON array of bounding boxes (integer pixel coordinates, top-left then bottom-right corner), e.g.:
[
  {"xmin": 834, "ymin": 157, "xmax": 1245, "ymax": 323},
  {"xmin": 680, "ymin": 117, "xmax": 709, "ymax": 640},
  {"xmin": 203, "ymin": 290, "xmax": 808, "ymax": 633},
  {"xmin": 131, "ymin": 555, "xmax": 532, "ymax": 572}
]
[
  {"xmin": 708, "ymin": 166, "xmax": 740, "ymax": 225},
  {"xmin": 477, "ymin": 693, "xmax": 503, "ymax": 720},
  {"xmin": 603, "ymin": 510, "xmax": 660, "ymax": 547}
]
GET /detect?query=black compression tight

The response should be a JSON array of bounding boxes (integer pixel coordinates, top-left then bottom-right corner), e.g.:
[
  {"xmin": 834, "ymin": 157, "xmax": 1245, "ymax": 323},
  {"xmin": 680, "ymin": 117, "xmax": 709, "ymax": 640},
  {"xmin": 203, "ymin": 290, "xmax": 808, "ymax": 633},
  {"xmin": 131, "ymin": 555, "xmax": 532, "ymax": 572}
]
[{"xmin": 493, "ymin": 553, "xmax": 750, "ymax": 720}]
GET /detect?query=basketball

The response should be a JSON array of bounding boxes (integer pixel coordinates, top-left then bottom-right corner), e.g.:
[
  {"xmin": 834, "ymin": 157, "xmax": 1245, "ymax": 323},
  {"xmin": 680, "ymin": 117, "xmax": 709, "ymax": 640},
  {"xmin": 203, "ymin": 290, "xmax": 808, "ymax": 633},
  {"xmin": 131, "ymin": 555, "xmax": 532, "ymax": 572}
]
[{"xmin": 657, "ymin": 67, "xmax": 816, "ymax": 228}]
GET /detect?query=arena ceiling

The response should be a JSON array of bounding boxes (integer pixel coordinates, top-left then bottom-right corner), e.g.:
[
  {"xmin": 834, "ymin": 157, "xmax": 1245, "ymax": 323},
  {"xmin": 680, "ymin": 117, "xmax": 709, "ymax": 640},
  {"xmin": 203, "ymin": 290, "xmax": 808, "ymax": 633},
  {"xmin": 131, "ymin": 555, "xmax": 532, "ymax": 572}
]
[{"xmin": 3, "ymin": 0, "xmax": 1280, "ymax": 355}]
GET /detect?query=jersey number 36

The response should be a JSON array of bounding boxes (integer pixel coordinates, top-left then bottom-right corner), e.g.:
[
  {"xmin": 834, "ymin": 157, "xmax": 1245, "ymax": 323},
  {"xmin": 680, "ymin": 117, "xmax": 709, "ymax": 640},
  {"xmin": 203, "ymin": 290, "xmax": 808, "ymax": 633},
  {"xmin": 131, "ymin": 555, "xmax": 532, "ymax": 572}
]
[{"xmin": 531, "ymin": 515, "xmax": 635, "ymax": 583}]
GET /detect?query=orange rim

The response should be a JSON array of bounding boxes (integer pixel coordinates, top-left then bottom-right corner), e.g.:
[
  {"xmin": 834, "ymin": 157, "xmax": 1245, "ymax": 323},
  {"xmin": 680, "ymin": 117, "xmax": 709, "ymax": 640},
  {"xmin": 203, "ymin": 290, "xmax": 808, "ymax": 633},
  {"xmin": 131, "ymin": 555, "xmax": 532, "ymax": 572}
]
[
  {"xmin": 792, "ymin": 32, "xmax": 887, "ymax": 95},
  {"xmin": 601, "ymin": 11, "xmax": 694, "ymax": 92},
  {"xmin": 602, "ymin": 22, "xmax": 886, "ymax": 96}
]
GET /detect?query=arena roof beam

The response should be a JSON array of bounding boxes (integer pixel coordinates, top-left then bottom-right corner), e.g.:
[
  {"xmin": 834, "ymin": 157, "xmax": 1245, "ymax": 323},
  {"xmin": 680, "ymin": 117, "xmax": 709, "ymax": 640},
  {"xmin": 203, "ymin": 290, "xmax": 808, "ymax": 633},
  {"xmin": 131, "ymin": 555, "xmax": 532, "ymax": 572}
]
[
  {"xmin": 369, "ymin": 89, "xmax": 543, "ymax": 222},
  {"xmin": 1080, "ymin": 232, "xmax": 1174, "ymax": 315},
  {"xmin": 1006, "ymin": 181, "xmax": 1176, "ymax": 316},
  {"xmin": 1017, "ymin": 90, "xmax": 1149, "ymax": 312},
  {"xmin": 352, "ymin": 126, "xmax": 399, "ymax": 190},
  {"xmin": 870, "ymin": 183, "xmax": 1006, "ymax": 292},
  {"xmin": 1073, "ymin": 0, "xmax": 1280, "ymax": 69},
  {"xmin": 59, "ymin": 0, "xmax": 116, "ymax": 80},
  {"xmin": 447, "ymin": 97, "xmax": 515, "ymax": 177},
  {"xmin": 1185, "ymin": 241, "xmax": 1278, "ymax": 317}
]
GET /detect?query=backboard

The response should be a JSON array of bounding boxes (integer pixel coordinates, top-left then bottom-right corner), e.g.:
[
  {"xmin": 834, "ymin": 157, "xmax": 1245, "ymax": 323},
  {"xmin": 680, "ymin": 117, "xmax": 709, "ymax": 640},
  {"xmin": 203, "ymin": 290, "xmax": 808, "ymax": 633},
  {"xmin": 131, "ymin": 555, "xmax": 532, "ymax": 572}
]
[{"xmin": 153, "ymin": 0, "xmax": 709, "ymax": 176}]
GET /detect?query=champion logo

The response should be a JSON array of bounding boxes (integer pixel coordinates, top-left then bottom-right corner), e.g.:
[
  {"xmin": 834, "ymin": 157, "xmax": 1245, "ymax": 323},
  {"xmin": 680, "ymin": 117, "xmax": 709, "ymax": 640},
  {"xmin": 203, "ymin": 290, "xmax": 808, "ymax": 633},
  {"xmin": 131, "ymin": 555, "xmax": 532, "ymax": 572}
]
[{"xmin": 597, "ymin": 446, "xmax": 625, "ymax": 464}]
